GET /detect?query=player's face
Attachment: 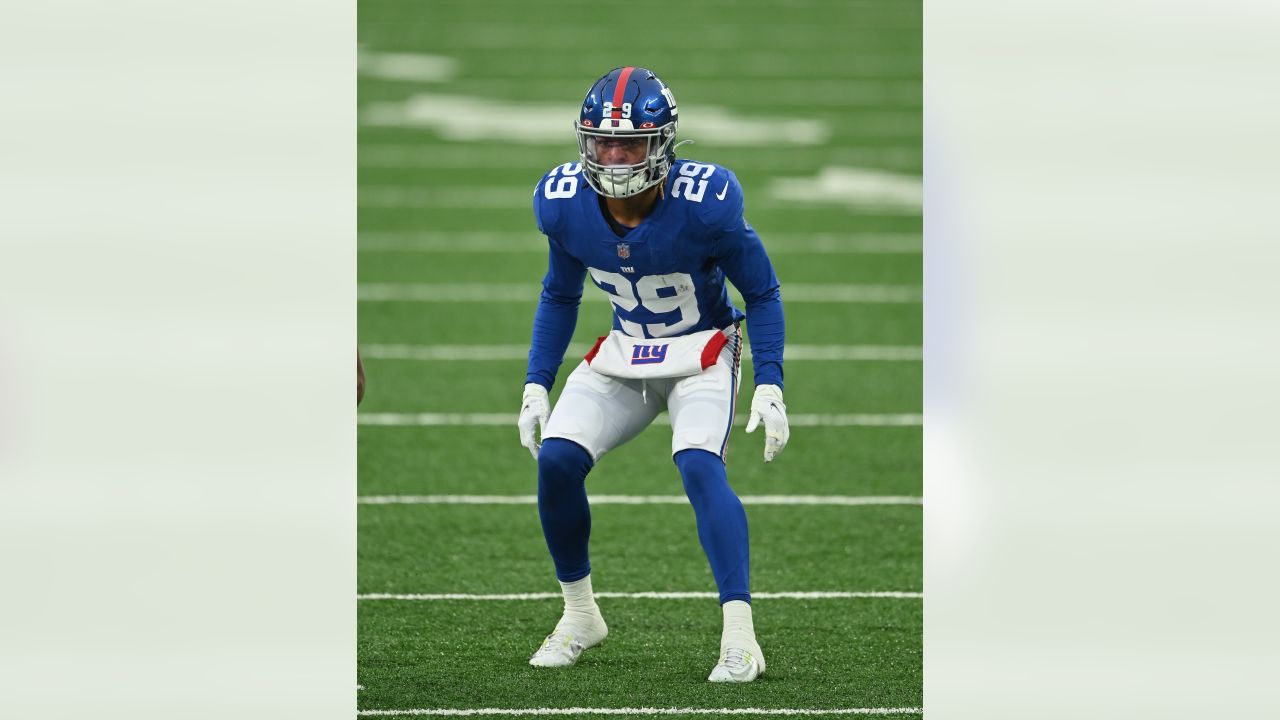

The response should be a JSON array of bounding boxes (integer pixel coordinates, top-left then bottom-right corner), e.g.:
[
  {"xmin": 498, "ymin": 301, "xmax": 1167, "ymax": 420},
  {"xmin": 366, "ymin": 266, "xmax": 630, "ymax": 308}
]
[{"xmin": 590, "ymin": 136, "xmax": 648, "ymax": 167}]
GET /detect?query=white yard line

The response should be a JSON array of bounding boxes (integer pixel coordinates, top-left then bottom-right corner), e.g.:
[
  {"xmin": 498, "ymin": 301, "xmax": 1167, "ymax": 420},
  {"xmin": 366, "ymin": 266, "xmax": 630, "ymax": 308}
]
[
  {"xmin": 361, "ymin": 344, "xmax": 575, "ymax": 360},
  {"xmin": 362, "ymin": 94, "xmax": 829, "ymax": 146},
  {"xmin": 380, "ymin": 21, "xmax": 915, "ymax": 50},
  {"xmin": 360, "ymin": 186, "xmax": 533, "ymax": 209},
  {"xmin": 358, "ymin": 709, "xmax": 922, "ymax": 717},
  {"xmin": 357, "ymin": 231, "xmax": 921, "ymax": 255},
  {"xmin": 359, "ymin": 495, "xmax": 921, "ymax": 506},
  {"xmin": 358, "ymin": 185, "xmax": 919, "ymax": 213},
  {"xmin": 357, "ymin": 145, "xmax": 921, "ymax": 175},
  {"xmin": 359, "ymin": 231, "xmax": 540, "ymax": 252},
  {"xmin": 358, "ymin": 592, "xmax": 922, "ymax": 601},
  {"xmin": 357, "ymin": 283, "xmax": 922, "ymax": 304},
  {"xmin": 358, "ymin": 284, "xmax": 534, "ymax": 302},
  {"xmin": 361, "ymin": 344, "xmax": 922, "ymax": 362},
  {"xmin": 770, "ymin": 167, "xmax": 922, "ymax": 212},
  {"xmin": 357, "ymin": 413, "xmax": 922, "ymax": 427},
  {"xmin": 358, "ymin": 52, "xmax": 458, "ymax": 82}
]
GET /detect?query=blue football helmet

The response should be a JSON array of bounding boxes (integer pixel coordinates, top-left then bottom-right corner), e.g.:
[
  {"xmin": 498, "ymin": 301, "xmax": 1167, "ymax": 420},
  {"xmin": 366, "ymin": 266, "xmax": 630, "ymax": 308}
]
[{"xmin": 576, "ymin": 67, "xmax": 681, "ymax": 199}]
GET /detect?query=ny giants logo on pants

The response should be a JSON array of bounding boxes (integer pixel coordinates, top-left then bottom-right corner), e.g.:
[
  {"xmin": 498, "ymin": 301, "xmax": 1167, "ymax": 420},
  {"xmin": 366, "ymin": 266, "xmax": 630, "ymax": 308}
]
[{"xmin": 630, "ymin": 344, "xmax": 669, "ymax": 365}]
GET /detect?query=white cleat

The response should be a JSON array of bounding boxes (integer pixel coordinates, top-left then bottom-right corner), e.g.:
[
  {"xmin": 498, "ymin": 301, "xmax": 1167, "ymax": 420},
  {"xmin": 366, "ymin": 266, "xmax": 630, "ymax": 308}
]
[
  {"xmin": 528, "ymin": 616, "xmax": 608, "ymax": 668},
  {"xmin": 708, "ymin": 645, "xmax": 766, "ymax": 683}
]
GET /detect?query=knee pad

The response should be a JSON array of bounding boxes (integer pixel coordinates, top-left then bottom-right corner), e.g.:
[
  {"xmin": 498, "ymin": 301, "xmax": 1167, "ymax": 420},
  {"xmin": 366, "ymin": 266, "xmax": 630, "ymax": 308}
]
[{"xmin": 538, "ymin": 438, "xmax": 594, "ymax": 486}]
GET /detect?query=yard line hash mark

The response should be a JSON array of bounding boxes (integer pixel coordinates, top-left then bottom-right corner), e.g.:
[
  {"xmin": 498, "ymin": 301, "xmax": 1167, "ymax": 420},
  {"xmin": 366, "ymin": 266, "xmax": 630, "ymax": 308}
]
[
  {"xmin": 361, "ymin": 344, "xmax": 922, "ymax": 362},
  {"xmin": 358, "ymin": 709, "xmax": 923, "ymax": 717},
  {"xmin": 357, "ymin": 283, "xmax": 922, "ymax": 304},
  {"xmin": 358, "ymin": 413, "xmax": 922, "ymax": 427},
  {"xmin": 359, "ymin": 495, "xmax": 921, "ymax": 506},
  {"xmin": 358, "ymin": 592, "xmax": 922, "ymax": 601},
  {"xmin": 357, "ymin": 231, "xmax": 920, "ymax": 255}
]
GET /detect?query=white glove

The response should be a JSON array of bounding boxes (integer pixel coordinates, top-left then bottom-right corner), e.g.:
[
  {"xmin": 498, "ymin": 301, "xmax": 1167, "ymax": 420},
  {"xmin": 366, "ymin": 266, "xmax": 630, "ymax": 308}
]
[
  {"xmin": 518, "ymin": 383, "xmax": 551, "ymax": 460},
  {"xmin": 744, "ymin": 384, "xmax": 789, "ymax": 463}
]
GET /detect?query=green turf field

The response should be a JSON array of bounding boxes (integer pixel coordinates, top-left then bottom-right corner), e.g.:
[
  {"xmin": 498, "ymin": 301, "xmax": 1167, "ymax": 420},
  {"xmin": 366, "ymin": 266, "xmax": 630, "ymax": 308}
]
[{"xmin": 358, "ymin": 0, "xmax": 920, "ymax": 715}]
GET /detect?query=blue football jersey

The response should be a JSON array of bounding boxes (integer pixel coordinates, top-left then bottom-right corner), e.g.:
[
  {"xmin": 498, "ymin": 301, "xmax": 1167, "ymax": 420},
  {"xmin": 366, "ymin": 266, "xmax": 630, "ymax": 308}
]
[{"xmin": 526, "ymin": 158, "xmax": 784, "ymax": 390}]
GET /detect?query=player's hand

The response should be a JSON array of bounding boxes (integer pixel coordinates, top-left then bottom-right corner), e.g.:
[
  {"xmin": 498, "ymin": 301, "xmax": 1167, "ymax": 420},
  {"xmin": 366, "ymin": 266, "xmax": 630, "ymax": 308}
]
[
  {"xmin": 744, "ymin": 384, "xmax": 789, "ymax": 463},
  {"xmin": 518, "ymin": 383, "xmax": 551, "ymax": 460}
]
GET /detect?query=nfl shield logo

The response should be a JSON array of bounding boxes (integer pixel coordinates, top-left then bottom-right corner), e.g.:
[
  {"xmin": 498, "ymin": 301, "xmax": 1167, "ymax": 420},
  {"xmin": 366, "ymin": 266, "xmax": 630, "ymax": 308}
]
[{"xmin": 617, "ymin": 243, "xmax": 630, "ymax": 259}]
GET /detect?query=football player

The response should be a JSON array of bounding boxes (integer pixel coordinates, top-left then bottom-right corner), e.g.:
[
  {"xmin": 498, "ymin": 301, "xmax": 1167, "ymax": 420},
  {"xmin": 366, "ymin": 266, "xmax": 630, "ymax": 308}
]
[{"xmin": 518, "ymin": 67, "xmax": 788, "ymax": 683}]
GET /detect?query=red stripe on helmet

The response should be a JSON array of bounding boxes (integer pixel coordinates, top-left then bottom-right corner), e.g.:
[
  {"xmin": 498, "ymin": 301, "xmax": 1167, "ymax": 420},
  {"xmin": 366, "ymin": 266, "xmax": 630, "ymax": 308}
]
[{"xmin": 610, "ymin": 66, "xmax": 635, "ymax": 120}]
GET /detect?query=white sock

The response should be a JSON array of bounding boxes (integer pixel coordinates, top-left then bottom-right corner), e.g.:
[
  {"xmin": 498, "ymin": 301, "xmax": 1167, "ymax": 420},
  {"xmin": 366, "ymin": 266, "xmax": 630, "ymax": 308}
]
[
  {"xmin": 720, "ymin": 600, "xmax": 757, "ymax": 652},
  {"xmin": 559, "ymin": 575, "xmax": 603, "ymax": 627}
]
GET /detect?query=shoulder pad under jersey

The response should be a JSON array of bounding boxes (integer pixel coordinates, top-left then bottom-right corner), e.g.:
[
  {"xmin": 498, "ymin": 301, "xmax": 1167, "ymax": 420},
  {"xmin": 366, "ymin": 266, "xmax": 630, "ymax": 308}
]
[
  {"xmin": 668, "ymin": 159, "xmax": 745, "ymax": 233},
  {"xmin": 533, "ymin": 161, "xmax": 588, "ymax": 235}
]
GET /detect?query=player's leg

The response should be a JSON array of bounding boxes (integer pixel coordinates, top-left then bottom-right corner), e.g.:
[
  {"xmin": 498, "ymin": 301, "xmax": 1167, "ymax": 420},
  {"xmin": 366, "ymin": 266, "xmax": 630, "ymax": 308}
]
[
  {"xmin": 673, "ymin": 449, "xmax": 763, "ymax": 682},
  {"xmin": 536, "ymin": 438, "xmax": 594, "ymax": 584},
  {"xmin": 667, "ymin": 330, "xmax": 765, "ymax": 682},
  {"xmin": 674, "ymin": 449, "xmax": 751, "ymax": 605},
  {"xmin": 529, "ymin": 437, "xmax": 607, "ymax": 667},
  {"xmin": 529, "ymin": 360, "xmax": 662, "ymax": 667}
]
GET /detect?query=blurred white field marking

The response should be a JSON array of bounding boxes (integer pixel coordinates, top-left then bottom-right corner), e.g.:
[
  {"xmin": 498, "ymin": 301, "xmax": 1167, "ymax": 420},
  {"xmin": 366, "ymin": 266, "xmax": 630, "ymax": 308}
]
[
  {"xmin": 357, "ymin": 707, "xmax": 922, "ymax": 717},
  {"xmin": 416, "ymin": 52, "xmax": 919, "ymax": 80},
  {"xmin": 358, "ymin": 52, "xmax": 458, "ymax": 82},
  {"xmin": 357, "ymin": 592, "xmax": 922, "ymax": 601},
  {"xmin": 362, "ymin": 94, "xmax": 830, "ymax": 145},
  {"xmin": 358, "ymin": 495, "xmax": 922, "ymax": 506},
  {"xmin": 357, "ymin": 231, "xmax": 921, "ymax": 255},
  {"xmin": 357, "ymin": 144, "xmax": 922, "ymax": 173},
  {"xmin": 770, "ymin": 167, "xmax": 922, "ymax": 212},
  {"xmin": 418, "ymin": 79, "xmax": 919, "ymax": 108},
  {"xmin": 358, "ymin": 707, "xmax": 921, "ymax": 712},
  {"xmin": 357, "ymin": 283, "xmax": 922, "ymax": 303},
  {"xmin": 358, "ymin": 413, "xmax": 922, "ymax": 427},
  {"xmin": 361, "ymin": 344, "xmax": 922, "ymax": 362},
  {"xmin": 420, "ymin": 24, "xmax": 920, "ymax": 52},
  {"xmin": 359, "ymin": 185, "xmax": 919, "ymax": 214},
  {"xmin": 360, "ymin": 186, "xmax": 532, "ymax": 208}
]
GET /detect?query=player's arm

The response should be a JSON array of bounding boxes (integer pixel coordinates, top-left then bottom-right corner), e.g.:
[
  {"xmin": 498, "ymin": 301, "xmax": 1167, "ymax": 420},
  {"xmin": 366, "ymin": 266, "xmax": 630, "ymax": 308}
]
[
  {"xmin": 519, "ymin": 235, "xmax": 586, "ymax": 459},
  {"xmin": 710, "ymin": 172, "xmax": 789, "ymax": 462},
  {"xmin": 526, "ymin": 235, "xmax": 587, "ymax": 390},
  {"xmin": 710, "ymin": 173, "xmax": 785, "ymax": 388}
]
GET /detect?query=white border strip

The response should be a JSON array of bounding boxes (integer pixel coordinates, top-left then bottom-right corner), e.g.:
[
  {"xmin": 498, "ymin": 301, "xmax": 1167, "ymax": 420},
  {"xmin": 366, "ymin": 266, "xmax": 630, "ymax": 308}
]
[
  {"xmin": 361, "ymin": 344, "xmax": 922, "ymax": 362},
  {"xmin": 358, "ymin": 413, "xmax": 922, "ymax": 427},
  {"xmin": 358, "ymin": 709, "xmax": 922, "ymax": 717},
  {"xmin": 357, "ymin": 283, "xmax": 922, "ymax": 304},
  {"xmin": 359, "ymin": 495, "xmax": 921, "ymax": 506},
  {"xmin": 358, "ymin": 592, "xmax": 922, "ymax": 601},
  {"xmin": 358, "ymin": 707, "xmax": 921, "ymax": 712}
]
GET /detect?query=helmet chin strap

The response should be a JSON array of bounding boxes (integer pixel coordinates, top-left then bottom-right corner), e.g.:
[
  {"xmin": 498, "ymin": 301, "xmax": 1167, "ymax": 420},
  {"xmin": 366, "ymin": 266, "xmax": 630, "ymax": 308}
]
[{"xmin": 673, "ymin": 139, "xmax": 695, "ymax": 152}]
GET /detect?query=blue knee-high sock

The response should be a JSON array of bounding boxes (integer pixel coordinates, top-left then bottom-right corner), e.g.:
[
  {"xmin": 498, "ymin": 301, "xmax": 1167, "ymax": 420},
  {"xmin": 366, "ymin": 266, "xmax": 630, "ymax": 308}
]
[
  {"xmin": 537, "ymin": 438, "xmax": 595, "ymax": 583},
  {"xmin": 675, "ymin": 449, "xmax": 751, "ymax": 604}
]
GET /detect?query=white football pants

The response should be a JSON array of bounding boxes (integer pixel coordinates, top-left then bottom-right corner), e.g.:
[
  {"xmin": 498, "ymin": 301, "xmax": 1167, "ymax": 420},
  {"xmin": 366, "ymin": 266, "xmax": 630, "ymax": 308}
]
[{"xmin": 543, "ymin": 328, "xmax": 743, "ymax": 462}]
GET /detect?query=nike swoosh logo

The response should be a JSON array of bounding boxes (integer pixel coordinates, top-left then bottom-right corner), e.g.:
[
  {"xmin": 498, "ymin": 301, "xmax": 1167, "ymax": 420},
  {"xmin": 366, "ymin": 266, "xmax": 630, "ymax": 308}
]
[{"xmin": 716, "ymin": 181, "xmax": 729, "ymax": 201}]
